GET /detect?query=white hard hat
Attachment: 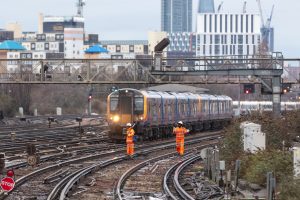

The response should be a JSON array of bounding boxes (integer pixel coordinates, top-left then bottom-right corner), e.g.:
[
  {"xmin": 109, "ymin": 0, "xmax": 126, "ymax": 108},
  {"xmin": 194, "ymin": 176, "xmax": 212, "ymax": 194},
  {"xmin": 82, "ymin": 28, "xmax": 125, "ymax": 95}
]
[
  {"xmin": 178, "ymin": 121, "xmax": 183, "ymax": 125},
  {"xmin": 126, "ymin": 123, "xmax": 132, "ymax": 127}
]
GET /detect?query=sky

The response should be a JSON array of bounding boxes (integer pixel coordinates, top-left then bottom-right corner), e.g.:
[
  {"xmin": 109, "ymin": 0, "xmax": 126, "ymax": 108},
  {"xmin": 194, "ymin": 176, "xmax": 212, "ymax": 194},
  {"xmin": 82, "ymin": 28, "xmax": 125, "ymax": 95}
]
[{"xmin": 0, "ymin": 0, "xmax": 299, "ymax": 57}]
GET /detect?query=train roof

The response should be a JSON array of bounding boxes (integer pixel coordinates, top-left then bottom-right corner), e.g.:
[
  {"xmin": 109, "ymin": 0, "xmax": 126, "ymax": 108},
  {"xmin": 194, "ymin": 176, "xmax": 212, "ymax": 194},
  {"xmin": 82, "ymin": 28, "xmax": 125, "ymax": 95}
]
[{"xmin": 144, "ymin": 84, "xmax": 209, "ymax": 94}]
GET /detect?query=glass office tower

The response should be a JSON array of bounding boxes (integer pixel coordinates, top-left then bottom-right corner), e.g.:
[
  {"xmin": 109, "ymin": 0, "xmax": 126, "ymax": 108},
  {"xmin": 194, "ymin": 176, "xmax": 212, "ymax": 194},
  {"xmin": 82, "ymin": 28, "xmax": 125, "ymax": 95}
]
[{"xmin": 161, "ymin": 0, "xmax": 192, "ymax": 32}]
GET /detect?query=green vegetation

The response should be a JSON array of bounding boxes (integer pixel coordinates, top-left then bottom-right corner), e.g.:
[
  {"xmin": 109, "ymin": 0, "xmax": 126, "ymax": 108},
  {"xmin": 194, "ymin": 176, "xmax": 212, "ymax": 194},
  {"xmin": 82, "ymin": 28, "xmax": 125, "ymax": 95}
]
[{"xmin": 220, "ymin": 111, "xmax": 300, "ymax": 199}]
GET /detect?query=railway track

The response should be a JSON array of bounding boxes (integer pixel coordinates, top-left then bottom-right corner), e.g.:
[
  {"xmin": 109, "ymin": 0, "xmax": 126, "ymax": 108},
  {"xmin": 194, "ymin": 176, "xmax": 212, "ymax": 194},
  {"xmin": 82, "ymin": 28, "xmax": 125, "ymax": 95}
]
[
  {"xmin": 0, "ymin": 131, "xmax": 222, "ymax": 200},
  {"xmin": 164, "ymin": 155, "xmax": 224, "ymax": 200},
  {"xmin": 58, "ymin": 133, "xmax": 221, "ymax": 200}
]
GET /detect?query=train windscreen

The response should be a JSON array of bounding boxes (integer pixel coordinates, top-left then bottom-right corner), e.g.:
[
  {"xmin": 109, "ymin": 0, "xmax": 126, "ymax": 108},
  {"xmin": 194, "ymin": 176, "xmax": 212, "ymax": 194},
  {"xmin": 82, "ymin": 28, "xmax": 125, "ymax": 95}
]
[
  {"xmin": 134, "ymin": 96, "xmax": 144, "ymax": 114},
  {"xmin": 110, "ymin": 95, "xmax": 119, "ymax": 113}
]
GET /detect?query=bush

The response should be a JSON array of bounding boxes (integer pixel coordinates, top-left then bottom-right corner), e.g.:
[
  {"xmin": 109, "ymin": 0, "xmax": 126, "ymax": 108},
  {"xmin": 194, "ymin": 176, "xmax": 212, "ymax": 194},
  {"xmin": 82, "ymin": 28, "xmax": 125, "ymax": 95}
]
[
  {"xmin": 241, "ymin": 150, "xmax": 293, "ymax": 185},
  {"xmin": 278, "ymin": 178, "xmax": 300, "ymax": 200},
  {"xmin": 220, "ymin": 122, "xmax": 244, "ymax": 169}
]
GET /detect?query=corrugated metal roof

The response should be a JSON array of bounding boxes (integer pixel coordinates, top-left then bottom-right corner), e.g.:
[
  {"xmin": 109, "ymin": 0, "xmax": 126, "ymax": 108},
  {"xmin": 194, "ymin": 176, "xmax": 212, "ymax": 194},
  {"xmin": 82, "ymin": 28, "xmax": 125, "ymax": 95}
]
[
  {"xmin": 0, "ymin": 40, "xmax": 26, "ymax": 50},
  {"xmin": 145, "ymin": 84, "xmax": 209, "ymax": 94},
  {"xmin": 84, "ymin": 45, "xmax": 108, "ymax": 53}
]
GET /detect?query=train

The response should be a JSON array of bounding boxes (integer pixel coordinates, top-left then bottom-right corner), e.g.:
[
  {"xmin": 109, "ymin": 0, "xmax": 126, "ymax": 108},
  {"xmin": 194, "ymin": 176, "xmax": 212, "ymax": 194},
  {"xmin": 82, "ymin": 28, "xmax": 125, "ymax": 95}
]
[
  {"xmin": 233, "ymin": 101, "xmax": 300, "ymax": 115},
  {"xmin": 107, "ymin": 88, "xmax": 233, "ymax": 141}
]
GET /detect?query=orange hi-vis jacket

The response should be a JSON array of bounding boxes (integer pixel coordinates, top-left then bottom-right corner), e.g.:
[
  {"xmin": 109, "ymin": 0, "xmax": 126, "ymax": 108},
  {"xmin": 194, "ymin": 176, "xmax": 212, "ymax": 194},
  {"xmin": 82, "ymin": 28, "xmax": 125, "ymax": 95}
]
[
  {"xmin": 126, "ymin": 127, "xmax": 135, "ymax": 143},
  {"xmin": 173, "ymin": 127, "xmax": 188, "ymax": 141}
]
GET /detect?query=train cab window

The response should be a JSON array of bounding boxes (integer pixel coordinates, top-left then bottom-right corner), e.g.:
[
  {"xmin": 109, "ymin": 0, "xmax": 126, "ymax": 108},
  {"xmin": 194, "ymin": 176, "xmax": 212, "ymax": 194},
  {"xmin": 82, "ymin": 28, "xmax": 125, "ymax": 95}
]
[
  {"xmin": 134, "ymin": 96, "xmax": 144, "ymax": 114},
  {"xmin": 110, "ymin": 96, "xmax": 119, "ymax": 113}
]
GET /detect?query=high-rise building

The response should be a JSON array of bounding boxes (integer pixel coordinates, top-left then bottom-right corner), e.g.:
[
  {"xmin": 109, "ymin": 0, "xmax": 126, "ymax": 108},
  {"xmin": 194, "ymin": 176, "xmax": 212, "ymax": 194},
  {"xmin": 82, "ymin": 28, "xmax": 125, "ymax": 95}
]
[
  {"xmin": 196, "ymin": 13, "xmax": 262, "ymax": 57},
  {"xmin": 198, "ymin": 0, "xmax": 215, "ymax": 13},
  {"xmin": 161, "ymin": 0, "xmax": 192, "ymax": 32}
]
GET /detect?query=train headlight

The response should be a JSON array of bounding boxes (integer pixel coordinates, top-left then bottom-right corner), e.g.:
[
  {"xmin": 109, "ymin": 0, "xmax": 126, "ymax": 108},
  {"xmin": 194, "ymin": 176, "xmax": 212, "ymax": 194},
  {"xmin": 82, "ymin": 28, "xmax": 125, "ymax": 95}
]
[
  {"xmin": 113, "ymin": 115, "xmax": 120, "ymax": 122},
  {"xmin": 140, "ymin": 116, "xmax": 143, "ymax": 120}
]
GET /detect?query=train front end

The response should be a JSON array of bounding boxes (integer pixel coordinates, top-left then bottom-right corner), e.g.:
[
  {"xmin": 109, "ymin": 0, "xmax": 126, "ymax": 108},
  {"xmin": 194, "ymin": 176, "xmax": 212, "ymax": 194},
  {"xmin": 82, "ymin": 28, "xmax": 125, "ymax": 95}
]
[{"xmin": 107, "ymin": 89, "xmax": 146, "ymax": 141}]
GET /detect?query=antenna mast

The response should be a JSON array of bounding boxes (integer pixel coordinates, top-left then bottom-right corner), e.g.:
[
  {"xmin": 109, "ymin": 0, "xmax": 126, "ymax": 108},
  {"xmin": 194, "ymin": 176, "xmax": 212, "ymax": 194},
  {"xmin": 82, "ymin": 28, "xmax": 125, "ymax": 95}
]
[{"xmin": 77, "ymin": 0, "xmax": 86, "ymax": 17}]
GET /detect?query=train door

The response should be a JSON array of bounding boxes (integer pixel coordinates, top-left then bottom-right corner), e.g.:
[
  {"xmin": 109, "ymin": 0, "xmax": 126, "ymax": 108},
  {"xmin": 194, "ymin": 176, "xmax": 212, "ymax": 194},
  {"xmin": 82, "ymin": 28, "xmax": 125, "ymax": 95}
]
[{"xmin": 118, "ymin": 90, "xmax": 134, "ymax": 124}]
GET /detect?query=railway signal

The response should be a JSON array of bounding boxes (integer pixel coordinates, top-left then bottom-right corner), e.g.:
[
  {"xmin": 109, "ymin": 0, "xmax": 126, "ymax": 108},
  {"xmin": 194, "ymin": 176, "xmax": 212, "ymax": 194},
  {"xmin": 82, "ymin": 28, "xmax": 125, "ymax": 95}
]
[
  {"xmin": 243, "ymin": 84, "xmax": 255, "ymax": 94},
  {"xmin": 282, "ymin": 83, "xmax": 292, "ymax": 94},
  {"xmin": 6, "ymin": 169, "xmax": 14, "ymax": 178}
]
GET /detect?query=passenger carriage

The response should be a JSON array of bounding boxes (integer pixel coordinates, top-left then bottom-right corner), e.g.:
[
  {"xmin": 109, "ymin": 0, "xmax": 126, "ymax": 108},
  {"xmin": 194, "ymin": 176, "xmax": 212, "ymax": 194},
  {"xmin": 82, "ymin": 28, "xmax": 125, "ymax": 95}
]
[{"xmin": 107, "ymin": 88, "xmax": 233, "ymax": 141}]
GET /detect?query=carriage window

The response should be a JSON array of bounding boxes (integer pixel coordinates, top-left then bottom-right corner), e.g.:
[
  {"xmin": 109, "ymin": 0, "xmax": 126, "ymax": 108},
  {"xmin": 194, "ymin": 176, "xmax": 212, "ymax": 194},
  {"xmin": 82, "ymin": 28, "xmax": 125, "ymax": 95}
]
[
  {"xmin": 110, "ymin": 97, "xmax": 119, "ymax": 112},
  {"xmin": 134, "ymin": 97, "xmax": 144, "ymax": 113}
]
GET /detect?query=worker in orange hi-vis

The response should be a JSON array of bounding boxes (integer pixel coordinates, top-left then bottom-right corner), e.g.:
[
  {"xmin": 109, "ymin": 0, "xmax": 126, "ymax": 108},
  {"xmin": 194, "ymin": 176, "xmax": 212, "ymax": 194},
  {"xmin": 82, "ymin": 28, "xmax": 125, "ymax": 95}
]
[
  {"xmin": 126, "ymin": 123, "xmax": 135, "ymax": 156},
  {"xmin": 173, "ymin": 121, "xmax": 189, "ymax": 156}
]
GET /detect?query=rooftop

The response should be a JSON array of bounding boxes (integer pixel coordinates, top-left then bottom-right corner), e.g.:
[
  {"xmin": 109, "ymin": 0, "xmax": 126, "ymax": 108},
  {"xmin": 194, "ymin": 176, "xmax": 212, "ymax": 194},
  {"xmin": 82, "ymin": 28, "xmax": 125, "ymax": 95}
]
[
  {"xmin": 0, "ymin": 40, "xmax": 26, "ymax": 51},
  {"xmin": 85, "ymin": 45, "xmax": 108, "ymax": 53},
  {"xmin": 145, "ymin": 84, "xmax": 209, "ymax": 93},
  {"xmin": 100, "ymin": 40, "xmax": 148, "ymax": 46}
]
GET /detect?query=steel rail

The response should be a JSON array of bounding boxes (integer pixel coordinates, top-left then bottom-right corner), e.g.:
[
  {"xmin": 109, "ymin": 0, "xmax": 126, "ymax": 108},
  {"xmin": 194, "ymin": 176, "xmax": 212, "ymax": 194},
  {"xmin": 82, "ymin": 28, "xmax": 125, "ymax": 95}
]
[
  {"xmin": 55, "ymin": 134, "xmax": 221, "ymax": 200},
  {"xmin": 0, "ymin": 132, "xmax": 220, "ymax": 200},
  {"xmin": 163, "ymin": 161, "xmax": 183, "ymax": 200},
  {"xmin": 115, "ymin": 139, "xmax": 219, "ymax": 200},
  {"xmin": 173, "ymin": 155, "xmax": 202, "ymax": 200}
]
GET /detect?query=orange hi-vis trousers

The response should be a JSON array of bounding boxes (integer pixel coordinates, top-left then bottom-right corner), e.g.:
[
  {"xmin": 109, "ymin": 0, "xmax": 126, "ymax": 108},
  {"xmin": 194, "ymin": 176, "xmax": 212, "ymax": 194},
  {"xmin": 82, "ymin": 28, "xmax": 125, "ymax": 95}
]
[
  {"xmin": 174, "ymin": 127, "xmax": 187, "ymax": 156},
  {"xmin": 127, "ymin": 142, "xmax": 134, "ymax": 156},
  {"xmin": 176, "ymin": 137, "xmax": 185, "ymax": 155}
]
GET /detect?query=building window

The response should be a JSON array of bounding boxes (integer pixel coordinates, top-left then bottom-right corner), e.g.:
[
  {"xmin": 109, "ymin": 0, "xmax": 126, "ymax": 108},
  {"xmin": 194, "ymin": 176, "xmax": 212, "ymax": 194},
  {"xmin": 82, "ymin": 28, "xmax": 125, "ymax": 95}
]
[
  {"xmin": 235, "ymin": 15, "xmax": 238, "ymax": 33},
  {"xmin": 129, "ymin": 45, "xmax": 134, "ymax": 52},
  {"xmin": 251, "ymin": 15, "xmax": 254, "ymax": 33},
  {"xmin": 246, "ymin": 15, "xmax": 249, "ymax": 33},
  {"xmin": 225, "ymin": 15, "xmax": 228, "ymax": 33},
  {"xmin": 204, "ymin": 35, "xmax": 206, "ymax": 44},
  {"xmin": 215, "ymin": 45, "xmax": 220, "ymax": 55},
  {"xmin": 247, "ymin": 45, "xmax": 249, "ymax": 55},
  {"xmin": 116, "ymin": 45, "xmax": 121, "ymax": 52},
  {"xmin": 238, "ymin": 35, "xmax": 243, "ymax": 44},
  {"xmin": 215, "ymin": 35, "xmax": 220, "ymax": 44},
  {"xmin": 241, "ymin": 15, "xmax": 243, "ymax": 33},
  {"xmin": 238, "ymin": 45, "xmax": 243, "ymax": 55},
  {"xmin": 215, "ymin": 14, "xmax": 218, "ymax": 33},
  {"xmin": 204, "ymin": 14, "xmax": 207, "ymax": 33},
  {"xmin": 252, "ymin": 35, "xmax": 255, "ymax": 44},
  {"xmin": 246, "ymin": 35, "xmax": 248, "ymax": 44},
  {"xmin": 203, "ymin": 45, "xmax": 206, "ymax": 55},
  {"xmin": 230, "ymin": 15, "xmax": 233, "ymax": 33},
  {"xmin": 210, "ymin": 35, "xmax": 213, "ymax": 44},
  {"xmin": 220, "ymin": 15, "xmax": 223, "ymax": 33},
  {"xmin": 209, "ymin": 14, "xmax": 212, "ymax": 32}
]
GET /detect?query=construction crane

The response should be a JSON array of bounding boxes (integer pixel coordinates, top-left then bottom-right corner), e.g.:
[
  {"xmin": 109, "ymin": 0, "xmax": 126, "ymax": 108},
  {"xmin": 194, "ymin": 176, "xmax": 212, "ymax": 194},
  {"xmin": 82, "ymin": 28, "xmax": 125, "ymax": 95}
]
[
  {"xmin": 76, "ymin": 0, "xmax": 86, "ymax": 17},
  {"xmin": 256, "ymin": 0, "xmax": 265, "ymax": 28},
  {"xmin": 217, "ymin": 1, "xmax": 223, "ymax": 13},
  {"xmin": 256, "ymin": 0, "xmax": 274, "ymax": 53},
  {"xmin": 242, "ymin": 1, "xmax": 247, "ymax": 14},
  {"xmin": 266, "ymin": 5, "xmax": 274, "ymax": 29}
]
